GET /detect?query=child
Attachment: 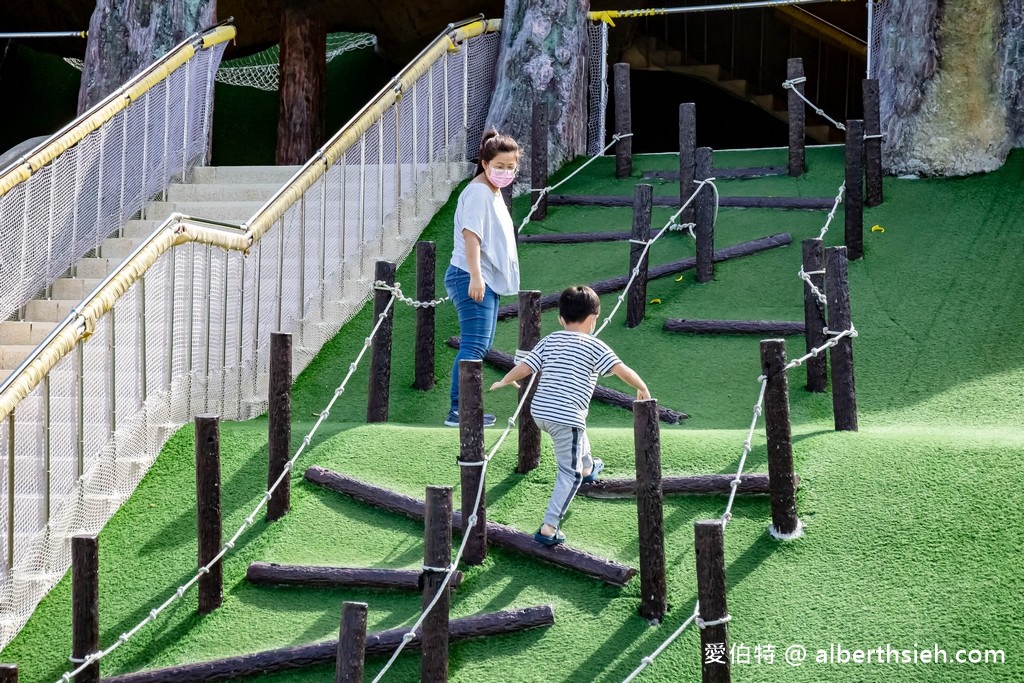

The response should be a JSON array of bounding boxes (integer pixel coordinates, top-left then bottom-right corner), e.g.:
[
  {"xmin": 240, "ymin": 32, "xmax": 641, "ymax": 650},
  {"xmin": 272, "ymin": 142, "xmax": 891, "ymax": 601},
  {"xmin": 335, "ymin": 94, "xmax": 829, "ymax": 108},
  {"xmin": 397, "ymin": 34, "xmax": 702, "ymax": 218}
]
[{"xmin": 490, "ymin": 285, "xmax": 651, "ymax": 546}]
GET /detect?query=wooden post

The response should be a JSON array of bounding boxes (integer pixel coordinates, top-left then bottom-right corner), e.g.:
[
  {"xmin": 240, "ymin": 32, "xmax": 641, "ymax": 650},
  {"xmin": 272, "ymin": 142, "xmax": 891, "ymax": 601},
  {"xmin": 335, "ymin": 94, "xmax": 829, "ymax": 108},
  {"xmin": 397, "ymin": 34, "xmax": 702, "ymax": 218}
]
[
  {"xmin": 844, "ymin": 119, "xmax": 865, "ymax": 261},
  {"xmin": 421, "ymin": 486, "xmax": 453, "ymax": 683},
  {"xmin": 760, "ymin": 340, "xmax": 801, "ymax": 538},
  {"xmin": 695, "ymin": 147, "xmax": 715, "ymax": 284},
  {"xmin": 276, "ymin": 1, "xmax": 326, "ymax": 164},
  {"xmin": 458, "ymin": 360, "xmax": 487, "ymax": 565},
  {"xmin": 0, "ymin": 665, "xmax": 16, "ymax": 683},
  {"xmin": 862, "ymin": 79, "xmax": 883, "ymax": 207},
  {"xmin": 517, "ymin": 291, "xmax": 542, "ymax": 474},
  {"xmin": 72, "ymin": 535, "xmax": 99, "ymax": 683},
  {"xmin": 531, "ymin": 101, "xmax": 549, "ymax": 221},
  {"xmin": 413, "ymin": 242, "xmax": 436, "ymax": 391},
  {"xmin": 500, "ymin": 184, "xmax": 513, "ymax": 214},
  {"xmin": 634, "ymin": 399, "xmax": 667, "ymax": 623},
  {"xmin": 787, "ymin": 58, "xmax": 806, "ymax": 177},
  {"xmin": 825, "ymin": 247, "xmax": 858, "ymax": 431},
  {"xmin": 679, "ymin": 102, "xmax": 697, "ymax": 223},
  {"xmin": 627, "ymin": 184, "xmax": 653, "ymax": 328},
  {"xmin": 367, "ymin": 261, "xmax": 396, "ymax": 422},
  {"xmin": 801, "ymin": 239, "xmax": 827, "ymax": 393},
  {"xmin": 267, "ymin": 332, "xmax": 292, "ymax": 522},
  {"xmin": 694, "ymin": 520, "xmax": 730, "ymax": 683},
  {"xmin": 195, "ymin": 415, "xmax": 222, "ymax": 615},
  {"xmin": 335, "ymin": 601, "xmax": 368, "ymax": 683},
  {"xmin": 613, "ymin": 63, "xmax": 632, "ymax": 178}
]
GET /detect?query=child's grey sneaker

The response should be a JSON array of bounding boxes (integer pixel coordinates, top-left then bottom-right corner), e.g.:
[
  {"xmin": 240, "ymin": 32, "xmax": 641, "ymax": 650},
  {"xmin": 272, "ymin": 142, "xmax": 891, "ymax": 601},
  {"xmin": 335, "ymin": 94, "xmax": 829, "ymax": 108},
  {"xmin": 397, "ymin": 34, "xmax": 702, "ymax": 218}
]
[
  {"xmin": 444, "ymin": 410, "xmax": 497, "ymax": 427},
  {"xmin": 582, "ymin": 458, "xmax": 604, "ymax": 483}
]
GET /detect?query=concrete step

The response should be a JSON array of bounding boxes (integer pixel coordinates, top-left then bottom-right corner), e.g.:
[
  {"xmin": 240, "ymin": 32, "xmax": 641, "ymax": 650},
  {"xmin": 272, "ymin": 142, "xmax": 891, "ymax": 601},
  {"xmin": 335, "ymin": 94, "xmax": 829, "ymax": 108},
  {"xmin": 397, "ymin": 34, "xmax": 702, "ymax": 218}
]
[
  {"xmin": 751, "ymin": 93, "xmax": 778, "ymax": 111},
  {"xmin": 75, "ymin": 257, "xmax": 122, "ymax": 279},
  {"xmin": 1, "ymin": 345, "xmax": 43, "ymax": 370},
  {"xmin": 143, "ymin": 201, "xmax": 263, "ymax": 222},
  {"xmin": 50, "ymin": 278, "xmax": 104, "ymax": 301},
  {"xmin": 649, "ymin": 49, "xmax": 683, "ymax": 67},
  {"xmin": 192, "ymin": 166, "xmax": 302, "ymax": 185},
  {"xmin": 24, "ymin": 299, "xmax": 82, "ymax": 323},
  {"xmin": 120, "ymin": 220, "xmax": 163, "ymax": 239},
  {"xmin": 719, "ymin": 79, "xmax": 750, "ymax": 98},
  {"xmin": 167, "ymin": 182, "xmax": 283, "ymax": 203},
  {"xmin": 100, "ymin": 237, "xmax": 144, "ymax": 259},
  {"xmin": 0, "ymin": 321, "xmax": 57, "ymax": 345},
  {"xmin": 667, "ymin": 63, "xmax": 723, "ymax": 80}
]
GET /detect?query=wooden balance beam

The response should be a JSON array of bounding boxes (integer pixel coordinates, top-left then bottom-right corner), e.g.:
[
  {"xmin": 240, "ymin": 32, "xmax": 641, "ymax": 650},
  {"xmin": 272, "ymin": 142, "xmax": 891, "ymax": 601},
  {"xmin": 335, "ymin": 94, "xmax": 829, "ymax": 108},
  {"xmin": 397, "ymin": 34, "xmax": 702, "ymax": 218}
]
[
  {"xmin": 579, "ymin": 473, "xmax": 799, "ymax": 498},
  {"xmin": 446, "ymin": 339, "xmax": 688, "ymax": 424},
  {"xmin": 518, "ymin": 230, "xmax": 632, "ymax": 244},
  {"xmin": 245, "ymin": 563, "xmax": 464, "ymax": 591},
  {"xmin": 496, "ymin": 232, "xmax": 792, "ymax": 320},
  {"xmin": 101, "ymin": 606, "xmax": 554, "ymax": 683},
  {"xmin": 663, "ymin": 319, "xmax": 806, "ymax": 335},
  {"xmin": 548, "ymin": 195, "xmax": 836, "ymax": 210},
  {"xmin": 304, "ymin": 467, "xmax": 637, "ymax": 587},
  {"xmin": 642, "ymin": 166, "xmax": 788, "ymax": 180}
]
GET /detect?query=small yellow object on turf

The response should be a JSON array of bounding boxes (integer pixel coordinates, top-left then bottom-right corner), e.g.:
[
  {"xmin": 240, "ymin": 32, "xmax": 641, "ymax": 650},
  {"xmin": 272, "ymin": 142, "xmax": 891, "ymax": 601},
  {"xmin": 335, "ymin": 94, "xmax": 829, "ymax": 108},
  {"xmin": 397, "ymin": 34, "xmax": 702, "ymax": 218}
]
[
  {"xmin": 675, "ymin": 275, "xmax": 684, "ymax": 282},
  {"xmin": 871, "ymin": 224, "xmax": 885, "ymax": 233},
  {"xmin": 649, "ymin": 298, "xmax": 662, "ymax": 304}
]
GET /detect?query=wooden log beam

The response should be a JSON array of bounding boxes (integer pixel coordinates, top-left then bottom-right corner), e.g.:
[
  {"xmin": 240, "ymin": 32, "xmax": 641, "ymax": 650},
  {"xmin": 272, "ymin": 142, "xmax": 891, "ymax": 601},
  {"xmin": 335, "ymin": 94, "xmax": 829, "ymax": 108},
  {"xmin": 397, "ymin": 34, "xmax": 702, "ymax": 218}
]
[
  {"xmin": 245, "ymin": 563, "xmax": 464, "ymax": 591},
  {"xmin": 101, "ymin": 606, "xmax": 555, "ymax": 683},
  {"xmin": 547, "ymin": 195, "xmax": 836, "ymax": 210},
  {"xmin": 579, "ymin": 473, "xmax": 795, "ymax": 498},
  {"xmin": 496, "ymin": 233, "xmax": 792, "ymax": 320},
  {"xmin": 445, "ymin": 338, "xmax": 689, "ymax": 424},
  {"xmin": 642, "ymin": 166, "xmax": 788, "ymax": 181},
  {"xmin": 663, "ymin": 319, "xmax": 805, "ymax": 336},
  {"xmin": 518, "ymin": 231, "xmax": 632, "ymax": 244},
  {"xmin": 304, "ymin": 468, "xmax": 638, "ymax": 587}
]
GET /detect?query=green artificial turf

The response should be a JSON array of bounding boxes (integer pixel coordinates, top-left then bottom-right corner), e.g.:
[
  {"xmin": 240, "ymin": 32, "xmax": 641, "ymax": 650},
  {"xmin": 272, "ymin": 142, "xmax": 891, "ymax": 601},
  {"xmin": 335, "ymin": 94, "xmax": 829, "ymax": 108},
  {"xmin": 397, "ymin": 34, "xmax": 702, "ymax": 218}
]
[{"xmin": 4, "ymin": 145, "xmax": 1023, "ymax": 682}]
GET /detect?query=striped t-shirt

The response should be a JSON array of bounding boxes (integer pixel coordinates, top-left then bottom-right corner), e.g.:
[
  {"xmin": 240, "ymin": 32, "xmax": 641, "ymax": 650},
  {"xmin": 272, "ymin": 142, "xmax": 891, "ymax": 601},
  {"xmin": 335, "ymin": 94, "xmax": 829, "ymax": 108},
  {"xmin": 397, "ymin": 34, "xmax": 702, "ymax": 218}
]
[{"xmin": 522, "ymin": 330, "xmax": 622, "ymax": 429}]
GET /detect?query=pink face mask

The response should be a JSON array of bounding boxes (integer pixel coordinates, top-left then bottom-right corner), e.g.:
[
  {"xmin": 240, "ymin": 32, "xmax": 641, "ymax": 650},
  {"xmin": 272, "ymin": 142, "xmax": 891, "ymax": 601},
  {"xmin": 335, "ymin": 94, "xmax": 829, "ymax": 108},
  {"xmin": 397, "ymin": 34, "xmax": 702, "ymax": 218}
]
[{"xmin": 486, "ymin": 167, "xmax": 516, "ymax": 188}]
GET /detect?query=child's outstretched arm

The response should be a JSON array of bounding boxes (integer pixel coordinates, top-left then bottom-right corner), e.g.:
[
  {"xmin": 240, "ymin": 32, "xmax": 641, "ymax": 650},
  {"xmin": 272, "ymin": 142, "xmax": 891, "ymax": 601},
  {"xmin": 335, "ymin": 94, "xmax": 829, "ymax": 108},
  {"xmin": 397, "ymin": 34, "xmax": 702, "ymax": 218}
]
[
  {"xmin": 609, "ymin": 363, "xmax": 651, "ymax": 400},
  {"xmin": 490, "ymin": 362, "xmax": 535, "ymax": 391}
]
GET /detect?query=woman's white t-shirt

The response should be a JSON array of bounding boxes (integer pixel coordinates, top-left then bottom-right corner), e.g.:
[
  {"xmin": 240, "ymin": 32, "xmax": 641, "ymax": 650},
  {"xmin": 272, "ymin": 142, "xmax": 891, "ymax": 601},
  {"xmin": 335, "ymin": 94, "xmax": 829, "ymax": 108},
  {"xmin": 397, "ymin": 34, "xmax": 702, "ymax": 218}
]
[{"xmin": 450, "ymin": 182, "xmax": 520, "ymax": 296}]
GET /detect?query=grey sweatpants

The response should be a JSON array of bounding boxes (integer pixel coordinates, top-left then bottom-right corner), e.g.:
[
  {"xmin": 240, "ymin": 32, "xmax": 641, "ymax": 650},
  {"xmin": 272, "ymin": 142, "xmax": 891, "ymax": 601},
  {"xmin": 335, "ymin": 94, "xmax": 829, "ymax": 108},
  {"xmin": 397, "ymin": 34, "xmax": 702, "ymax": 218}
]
[{"xmin": 534, "ymin": 417, "xmax": 595, "ymax": 529}]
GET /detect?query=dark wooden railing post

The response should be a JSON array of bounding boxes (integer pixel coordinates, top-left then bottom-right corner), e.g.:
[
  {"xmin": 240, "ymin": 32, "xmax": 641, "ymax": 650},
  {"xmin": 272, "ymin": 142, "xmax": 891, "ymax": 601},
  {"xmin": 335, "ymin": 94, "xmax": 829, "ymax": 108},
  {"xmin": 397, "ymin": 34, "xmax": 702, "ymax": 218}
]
[
  {"xmin": 801, "ymin": 239, "xmax": 827, "ymax": 393},
  {"xmin": 0, "ymin": 664, "xmax": 16, "ymax": 683},
  {"xmin": 862, "ymin": 79, "xmax": 883, "ymax": 207},
  {"xmin": 760, "ymin": 339, "xmax": 801, "ymax": 538},
  {"xmin": 844, "ymin": 119, "xmax": 865, "ymax": 261},
  {"xmin": 367, "ymin": 261, "xmax": 396, "ymax": 422},
  {"xmin": 517, "ymin": 291, "xmax": 542, "ymax": 474},
  {"xmin": 421, "ymin": 486, "xmax": 453, "ymax": 683},
  {"xmin": 459, "ymin": 360, "xmax": 487, "ymax": 565},
  {"xmin": 695, "ymin": 520, "xmax": 730, "ymax": 683},
  {"xmin": 336, "ymin": 601, "xmax": 368, "ymax": 683},
  {"xmin": 787, "ymin": 57, "xmax": 806, "ymax": 177},
  {"xmin": 531, "ymin": 101, "xmax": 549, "ymax": 221},
  {"xmin": 679, "ymin": 102, "xmax": 697, "ymax": 223},
  {"xmin": 414, "ymin": 242, "xmax": 436, "ymax": 391},
  {"xmin": 195, "ymin": 415, "xmax": 222, "ymax": 615},
  {"xmin": 267, "ymin": 332, "xmax": 292, "ymax": 522},
  {"xmin": 627, "ymin": 184, "xmax": 653, "ymax": 328},
  {"xmin": 72, "ymin": 535, "xmax": 99, "ymax": 683},
  {"xmin": 613, "ymin": 63, "xmax": 632, "ymax": 179},
  {"xmin": 695, "ymin": 147, "xmax": 715, "ymax": 284},
  {"xmin": 825, "ymin": 247, "xmax": 858, "ymax": 431},
  {"xmin": 634, "ymin": 399, "xmax": 667, "ymax": 623}
]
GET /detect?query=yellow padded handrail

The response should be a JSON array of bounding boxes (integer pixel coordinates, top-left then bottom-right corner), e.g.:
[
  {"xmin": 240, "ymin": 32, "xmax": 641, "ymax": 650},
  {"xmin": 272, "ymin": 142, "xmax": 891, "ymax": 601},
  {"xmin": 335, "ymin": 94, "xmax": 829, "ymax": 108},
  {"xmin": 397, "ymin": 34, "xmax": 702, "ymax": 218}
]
[{"xmin": 0, "ymin": 23, "xmax": 236, "ymax": 198}]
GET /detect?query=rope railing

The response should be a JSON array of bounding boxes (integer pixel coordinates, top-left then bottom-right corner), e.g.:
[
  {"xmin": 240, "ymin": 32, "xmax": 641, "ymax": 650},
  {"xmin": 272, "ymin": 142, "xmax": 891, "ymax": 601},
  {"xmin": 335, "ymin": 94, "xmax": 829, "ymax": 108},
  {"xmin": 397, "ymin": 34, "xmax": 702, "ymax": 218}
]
[
  {"xmin": 595, "ymin": 177, "xmax": 719, "ymax": 337},
  {"xmin": 797, "ymin": 180, "xmax": 845, "ymax": 305},
  {"xmin": 374, "ymin": 280, "xmax": 449, "ymax": 309},
  {"xmin": 55, "ymin": 288, "xmax": 399, "ymax": 683},
  {"xmin": 518, "ymin": 132, "xmax": 634, "ymax": 234},
  {"xmin": 782, "ymin": 76, "xmax": 847, "ymax": 132}
]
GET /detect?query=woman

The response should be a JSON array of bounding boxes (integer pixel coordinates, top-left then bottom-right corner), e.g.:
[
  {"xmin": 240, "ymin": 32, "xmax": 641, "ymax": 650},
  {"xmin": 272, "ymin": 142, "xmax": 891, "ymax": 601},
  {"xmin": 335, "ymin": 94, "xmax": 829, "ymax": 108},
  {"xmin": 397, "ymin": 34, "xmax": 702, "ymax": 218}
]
[{"xmin": 444, "ymin": 129, "xmax": 521, "ymax": 427}]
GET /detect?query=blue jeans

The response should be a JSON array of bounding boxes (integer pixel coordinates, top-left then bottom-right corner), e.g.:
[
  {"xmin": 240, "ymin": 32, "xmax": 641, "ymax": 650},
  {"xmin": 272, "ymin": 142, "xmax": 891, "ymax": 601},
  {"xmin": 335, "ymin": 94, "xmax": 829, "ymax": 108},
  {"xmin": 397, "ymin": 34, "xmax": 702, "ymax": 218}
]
[{"xmin": 445, "ymin": 264, "xmax": 499, "ymax": 412}]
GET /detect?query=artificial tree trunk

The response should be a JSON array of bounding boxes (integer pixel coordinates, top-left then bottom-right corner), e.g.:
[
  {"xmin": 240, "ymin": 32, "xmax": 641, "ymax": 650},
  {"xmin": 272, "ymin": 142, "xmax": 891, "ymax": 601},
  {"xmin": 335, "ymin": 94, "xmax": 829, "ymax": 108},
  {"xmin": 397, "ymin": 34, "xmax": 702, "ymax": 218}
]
[
  {"xmin": 276, "ymin": 0, "xmax": 326, "ymax": 165},
  {"xmin": 877, "ymin": 0, "xmax": 1024, "ymax": 176},
  {"xmin": 486, "ymin": 0, "xmax": 590, "ymax": 183},
  {"xmin": 77, "ymin": 0, "xmax": 216, "ymax": 114}
]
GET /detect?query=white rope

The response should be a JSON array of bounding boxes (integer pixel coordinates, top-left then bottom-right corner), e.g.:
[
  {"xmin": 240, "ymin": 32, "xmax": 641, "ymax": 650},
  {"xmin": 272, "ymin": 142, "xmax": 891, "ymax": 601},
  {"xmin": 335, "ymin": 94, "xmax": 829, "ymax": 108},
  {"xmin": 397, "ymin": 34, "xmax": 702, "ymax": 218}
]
[
  {"xmin": 622, "ymin": 603, "xmax": 701, "ymax": 683},
  {"xmin": 815, "ymin": 182, "xmax": 846, "ymax": 241},
  {"xmin": 667, "ymin": 222, "xmax": 697, "ymax": 239},
  {"xmin": 54, "ymin": 288, "xmax": 398, "ymax": 683},
  {"xmin": 782, "ymin": 77, "xmax": 847, "ymax": 132},
  {"xmin": 696, "ymin": 613, "xmax": 733, "ymax": 629},
  {"xmin": 778, "ymin": 327, "xmax": 857, "ymax": 374},
  {"xmin": 595, "ymin": 178, "xmax": 719, "ymax": 337},
  {"xmin": 374, "ymin": 280, "xmax": 449, "ymax": 308},
  {"xmin": 517, "ymin": 132, "xmax": 634, "ymax": 234},
  {"xmin": 798, "ymin": 267, "xmax": 828, "ymax": 307}
]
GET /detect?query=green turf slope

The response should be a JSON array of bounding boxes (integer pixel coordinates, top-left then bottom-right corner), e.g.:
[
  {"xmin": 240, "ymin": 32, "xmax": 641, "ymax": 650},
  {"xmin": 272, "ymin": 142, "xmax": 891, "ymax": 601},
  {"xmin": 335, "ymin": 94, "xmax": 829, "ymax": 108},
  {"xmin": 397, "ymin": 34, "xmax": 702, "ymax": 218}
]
[{"xmin": 4, "ymin": 146, "xmax": 1023, "ymax": 682}]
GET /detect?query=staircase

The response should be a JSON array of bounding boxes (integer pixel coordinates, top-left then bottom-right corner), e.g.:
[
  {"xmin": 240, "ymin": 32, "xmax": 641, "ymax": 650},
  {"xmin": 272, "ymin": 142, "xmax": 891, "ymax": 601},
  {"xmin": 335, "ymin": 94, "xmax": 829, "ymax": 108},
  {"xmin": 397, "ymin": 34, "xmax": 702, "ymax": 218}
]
[
  {"xmin": 0, "ymin": 165, "xmax": 300, "ymax": 379},
  {"xmin": 623, "ymin": 35, "xmax": 839, "ymax": 144}
]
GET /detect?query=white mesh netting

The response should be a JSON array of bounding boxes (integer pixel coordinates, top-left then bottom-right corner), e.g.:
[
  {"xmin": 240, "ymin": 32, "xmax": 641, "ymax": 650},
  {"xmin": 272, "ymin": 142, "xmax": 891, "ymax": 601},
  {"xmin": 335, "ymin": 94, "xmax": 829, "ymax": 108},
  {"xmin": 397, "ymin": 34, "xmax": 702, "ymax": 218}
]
[
  {"xmin": 0, "ymin": 31, "xmax": 507, "ymax": 654},
  {"xmin": 0, "ymin": 42, "xmax": 225, "ymax": 324},
  {"xmin": 586, "ymin": 20, "xmax": 609, "ymax": 155},
  {"xmin": 216, "ymin": 32, "xmax": 378, "ymax": 91},
  {"xmin": 867, "ymin": 0, "xmax": 888, "ymax": 81}
]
